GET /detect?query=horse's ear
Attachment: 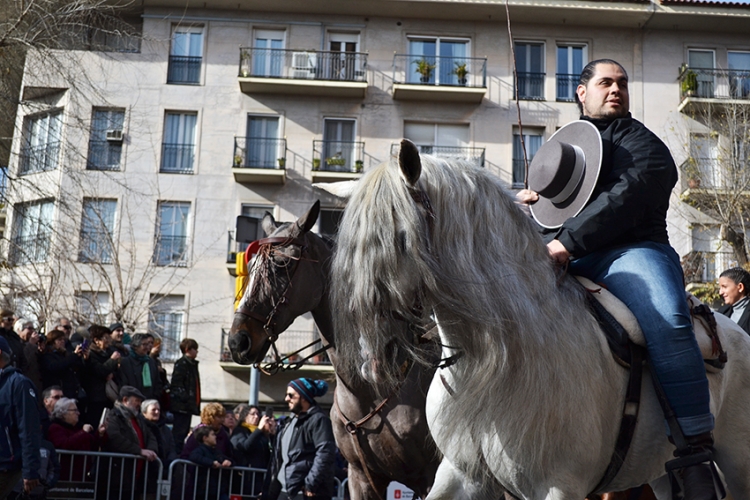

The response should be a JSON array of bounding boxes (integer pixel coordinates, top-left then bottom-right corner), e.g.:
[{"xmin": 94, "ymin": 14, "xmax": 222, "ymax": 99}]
[
  {"xmin": 261, "ymin": 212, "xmax": 278, "ymax": 236},
  {"xmin": 313, "ymin": 181, "xmax": 357, "ymax": 199},
  {"xmin": 398, "ymin": 139, "xmax": 421, "ymax": 187},
  {"xmin": 296, "ymin": 200, "xmax": 320, "ymax": 235}
]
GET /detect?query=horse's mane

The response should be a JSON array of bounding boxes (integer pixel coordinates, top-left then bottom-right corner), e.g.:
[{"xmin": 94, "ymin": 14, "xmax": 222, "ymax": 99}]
[{"xmin": 331, "ymin": 155, "xmax": 613, "ymax": 479}]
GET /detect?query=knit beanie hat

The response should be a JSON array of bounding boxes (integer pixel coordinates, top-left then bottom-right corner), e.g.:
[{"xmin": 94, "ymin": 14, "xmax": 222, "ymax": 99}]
[{"xmin": 288, "ymin": 378, "xmax": 328, "ymax": 404}]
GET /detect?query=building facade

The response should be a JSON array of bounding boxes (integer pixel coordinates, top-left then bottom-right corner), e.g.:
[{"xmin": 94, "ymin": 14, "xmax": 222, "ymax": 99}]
[{"xmin": 3, "ymin": 0, "xmax": 750, "ymax": 403}]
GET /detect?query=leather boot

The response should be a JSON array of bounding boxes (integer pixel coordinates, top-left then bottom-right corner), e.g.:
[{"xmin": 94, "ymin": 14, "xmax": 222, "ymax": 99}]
[{"xmin": 672, "ymin": 432, "xmax": 724, "ymax": 500}]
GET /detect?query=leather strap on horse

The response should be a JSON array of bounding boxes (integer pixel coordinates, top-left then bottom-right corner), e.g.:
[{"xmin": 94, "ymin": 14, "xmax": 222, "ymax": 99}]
[{"xmin": 334, "ymin": 390, "xmax": 396, "ymax": 500}]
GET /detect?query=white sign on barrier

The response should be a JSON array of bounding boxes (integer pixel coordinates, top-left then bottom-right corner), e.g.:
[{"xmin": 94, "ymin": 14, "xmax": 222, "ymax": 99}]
[{"xmin": 386, "ymin": 482, "xmax": 415, "ymax": 500}]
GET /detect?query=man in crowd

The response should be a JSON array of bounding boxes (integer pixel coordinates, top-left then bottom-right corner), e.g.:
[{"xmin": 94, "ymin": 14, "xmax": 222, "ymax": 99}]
[
  {"xmin": 170, "ymin": 338, "xmax": 201, "ymax": 454},
  {"xmin": 117, "ymin": 333, "xmax": 162, "ymax": 401},
  {"xmin": 108, "ymin": 322, "xmax": 130, "ymax": 356},
  {"xmin": 0, "ymin": 309, "xmax": 25, "ymax": 371},
  {"xmin": 267, "ymin": 378, "xmax": 336, "ymax": 500},
  {"xmin": 42, "ymin": 386, "xmax": 64, "ymax": 415},
  {"xmin": 52, "ymin": 318, "xmax": 74, "ymax": 353},
  {"xmin": 0, "ymin": 336, "xmax": 40, "ymax": 499}
]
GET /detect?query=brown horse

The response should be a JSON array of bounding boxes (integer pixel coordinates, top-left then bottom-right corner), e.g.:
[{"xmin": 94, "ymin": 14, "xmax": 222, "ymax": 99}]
[{"xmin": 227, "ymin": 201, "xmax": 440, "ymax": 500}]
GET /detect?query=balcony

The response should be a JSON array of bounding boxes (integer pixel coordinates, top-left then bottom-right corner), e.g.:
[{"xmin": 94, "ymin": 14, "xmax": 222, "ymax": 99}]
[
  {"xmin": 390, "ymin": 143, "xmax": 485, "ymax": 167},
  {"xmin": 167, "ymin": 55, "xmax": 201, "ymax": 85},
  {"xmin": 311, "ymin": 140, "xmax": 365, "ymax": 183},
  {"xmin": 87, "ymin": 140, "xmax": 121, "ymax": 171},
  {"xmin": 680, "ymin": 157, "xmax": 750, "ymax": 201},
  {"xmin": 238, "ymin": 48, "xmax": 367, "ymax": 98},
  {"xmin": 160, "ymin": 143, "xmax": 194, "ymax": 174},
  {"xmin": 9, "ymin": 233, "xmax": 51, "ymax": 266},
  {"xmin": 678, "ymin": 66, "xmax": 750, "ymax": 116},
  {"xmin": 219, "ymin": 327, "xmax": 333, "ymax": 370},
  {"xmin": 556, "ymin": 73, "xmax": 578, "ymax": 102},
  {"xmin": 232, "ymin": 137, "xmax": 287, "ymax": 184},
  {"xmin": 392, "ymin": 54, "xmax": 487, "ymax": 103},
  {"xmin": 683, "ymin": 250, "xmax": 735, "ymax": 286},
  {"xmin": 515, "ymin": 72, "xmax": 545, "ymax": 100},
  {"xmin": 19, "ymin": 142, "xmax": 60, "ymax": 175}
]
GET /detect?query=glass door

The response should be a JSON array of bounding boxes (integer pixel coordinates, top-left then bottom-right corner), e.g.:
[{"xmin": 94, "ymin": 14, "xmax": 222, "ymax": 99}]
[{"xmin": 323, "ymin": 119, "xmax": 356, "ymax": 171}]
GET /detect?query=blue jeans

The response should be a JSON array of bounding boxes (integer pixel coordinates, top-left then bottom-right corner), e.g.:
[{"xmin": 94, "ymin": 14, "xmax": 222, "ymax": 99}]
[{"xmin": 570, "ymin": 241, "xmax": 714, "ymax": 436}]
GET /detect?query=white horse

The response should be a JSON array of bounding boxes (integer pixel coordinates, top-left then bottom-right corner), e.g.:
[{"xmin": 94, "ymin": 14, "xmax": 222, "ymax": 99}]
[{"xmin": 318, "ymin": 140, "xmax": 750, "ymax": 500}]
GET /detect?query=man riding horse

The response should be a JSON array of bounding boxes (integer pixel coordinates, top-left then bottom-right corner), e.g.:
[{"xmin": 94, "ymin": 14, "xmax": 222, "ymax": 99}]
[{"xmin": 519, "ymin": 59, "xmax": 721, "ymax": 500}]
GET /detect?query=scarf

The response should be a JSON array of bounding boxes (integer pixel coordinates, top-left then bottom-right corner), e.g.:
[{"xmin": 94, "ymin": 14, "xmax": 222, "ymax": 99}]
[
  {"xmin": 241, "ymin": 422, "xmax": 258, "ymax": 433},
  {"xmin": 130, "ymin": 350, "xmax": 152, "ymax": 388}
]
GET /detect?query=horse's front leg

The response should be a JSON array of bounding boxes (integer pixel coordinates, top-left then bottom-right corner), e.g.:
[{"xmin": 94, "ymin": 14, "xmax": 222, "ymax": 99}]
[
  {"xmin": 346, "ymin": 464, "xmax": 389, "ymax": 500},
  {"xmin": 426, "ymin": 458, "xmax": 507, "ymax": 500}
]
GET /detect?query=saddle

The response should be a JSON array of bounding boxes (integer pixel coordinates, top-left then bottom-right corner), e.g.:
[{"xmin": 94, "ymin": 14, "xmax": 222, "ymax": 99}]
[{"xmin": 576, "ymin": 276, "xmax": 727, "ymax": 372}]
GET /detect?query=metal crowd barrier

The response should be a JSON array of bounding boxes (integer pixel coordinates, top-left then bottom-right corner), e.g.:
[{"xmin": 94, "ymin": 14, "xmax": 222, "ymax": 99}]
[
  {"xmin": 48, "ymin": 450, "xmax": 163, "ymax": 500},
  {"xmin": 44, "ymin": 450, "xmax": 349, "ymax": 500}
]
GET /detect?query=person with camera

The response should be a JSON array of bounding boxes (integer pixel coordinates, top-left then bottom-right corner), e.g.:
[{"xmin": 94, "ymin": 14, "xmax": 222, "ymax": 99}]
[
  {"xmin": 82, "ymin": 325, "xmax": 121, "ymax": 427},
  {"xmin": 40, "ymin": 330, "xmax": 86, "ymax": 400}
]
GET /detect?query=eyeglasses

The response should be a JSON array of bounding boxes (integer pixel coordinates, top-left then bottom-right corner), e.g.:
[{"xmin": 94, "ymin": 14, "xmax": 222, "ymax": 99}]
[
  {"xmin": 62, "ymin": 325, "xmax": 72, "ymax": 330},
  {"xmin": 284, "ymin": 393, "xmax": 297, "ymax": 399},
  {"xmin": 49, "ymin": 395, "xmax": 62, "ymax": 400}
]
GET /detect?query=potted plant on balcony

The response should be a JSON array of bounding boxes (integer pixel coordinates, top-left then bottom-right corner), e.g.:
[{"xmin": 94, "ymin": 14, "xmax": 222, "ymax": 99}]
[
  {"xmin": 682, "ymin": 69, "xmax": 698, "ymax": 97},
  {"xmin": 453, "ymin": 62, "xmax": 469, "ymax": 86},
  {"xmin": 354, "ymin": 160, "xmax": 364, "ymax": 173},
  {"xmin": 233, "ymin": 154, "xmax": 243, "ymax": 167},
  {"xmin": 326, "ymin": 154, "xmax": 346, "ymax": 167},
  {"xmin": 312, "ymin": 158, "xmax": 321, "ymax": 171},
  {"xmin": 414, "ymin": 58, "xmax": 436, "ymax": 84},
  {"xmin": 277, "ymin": 157, "xmax": 286, "ymax": 168},
  {"xmin": 240, "ymin": 49, "xmax": 251, "ymax": 77}
]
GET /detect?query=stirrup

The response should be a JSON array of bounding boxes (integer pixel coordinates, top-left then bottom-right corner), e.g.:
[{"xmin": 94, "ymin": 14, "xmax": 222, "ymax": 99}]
[{"xmin": 666, "ymin": 460, "xmax": 726, "ymax": 500}]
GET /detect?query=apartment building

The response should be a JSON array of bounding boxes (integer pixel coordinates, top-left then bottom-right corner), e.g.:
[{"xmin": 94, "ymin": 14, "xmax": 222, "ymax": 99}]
[{"xmin": 3, "ymin": 0, "xmax": 749, "ymax": 403}]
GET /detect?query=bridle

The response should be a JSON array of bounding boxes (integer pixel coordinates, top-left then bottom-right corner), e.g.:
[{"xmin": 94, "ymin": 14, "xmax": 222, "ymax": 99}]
[{"xmin": 234, "ymin": 235, "xmax": 333, "ymax": 374}]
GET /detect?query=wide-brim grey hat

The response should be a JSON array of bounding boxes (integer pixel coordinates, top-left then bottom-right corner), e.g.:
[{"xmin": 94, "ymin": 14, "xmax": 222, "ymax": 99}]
[{"xmin": 528, "ymin": 120, "xmax": 603, "ymax": 229}]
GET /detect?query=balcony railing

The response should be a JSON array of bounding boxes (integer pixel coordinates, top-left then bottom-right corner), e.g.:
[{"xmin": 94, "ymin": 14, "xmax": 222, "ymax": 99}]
[
  {"xmin": 239, "ymin": 48, "xmax": 367, "ymax": 82},
  {"xmin": 160, "ymin": 143, "xmax": 194, "ymax": 174},
  {"xmin": 390, "ymin": 143, "xmax": 485, "ymax": 167},
  {"xmin": 167, "ymin": 55, "xmax": 202, "ymax": 84},
  {"xmin": 313, "ymin": 141, "xmax": 365, "ymax": 173},
  {"xmin": 679, "ymin": 66, "xmax": 750, "ymax": 101},
  {"xmin": 515, "ymin": 72, "xmax": 545, "ymax": 100},
  {"xmin": 556, "ymin": 73, "xmax": 579, "ymax": 102},
  {"xmin": 78, "ymin": 230, "xmax": 114, "ymax": 264},
  {"xmin": 153, "ymin": 234, "xmax": 188, "ymax": 266},
  {"xmin": 10, "ymin": 233, "xmax": 51, "ymax": 265},
  {"xmin": 392, "ymin": 54, "xmax": 487, "ymax": 88},
  {"xmin": 681, "ymin": 157, "xmax": 750, "ymax": 190},
  {"xmin": 233, "ymin": 137, "xmax": 286, "ymax": 169},
  {"xmin": 19, "ymin": 142, "xmax": 60, "ymax": 175},
  {"xmin": 220, "ymin": 328, "xmax": 332, "ymax": 365},
  {"xmin": 683, "ymin": 250, "xmax": 735, "ymax": 284},
  {"xmin": 87, "ymin": 140, "xmax": 122, "ymax": 171}
]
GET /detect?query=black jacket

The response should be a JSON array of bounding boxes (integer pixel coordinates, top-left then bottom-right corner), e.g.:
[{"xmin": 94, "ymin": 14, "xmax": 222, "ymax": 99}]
[
  {"xmin": 268, "ymin": 405, "xmax": 336, "ymax": 499},
  {"xmin": 40, "ymin": 349, "xmax": 84, "ymax": 399},
  {"xmin": 145, "ymin": 418, "xmax": 177, "ymax": 466},
  {"xmin": 0, "ymin": 367, "xmax": 41, "ymax": 479},
  {"xmin": 104, "ymin": 402, "xmax": 158, "ymax": 456},
  {"xmin": 718, "ymin": 304, "xmax": 750, "ymax": 335},
  {"xmin": 170, "ymin": 355, "xmax": 200, "ymax": 415},
  {"xmin": 0, "ymin": 328, "xmax": 26, "ymax": 373},
  {"xmin": 117, "ymin": 353, "xmax": 162, "ymax": 401},
  {"xmin": 231, "ymin": 424, "xmax": 273, "ymax": 469},
  {"xmin": 542, "ymin": 114, "xmax": 677, "ymax": 259},
  {"xmin": 83, "ymin": 347, "xmax": 120, "ymax": 403}
]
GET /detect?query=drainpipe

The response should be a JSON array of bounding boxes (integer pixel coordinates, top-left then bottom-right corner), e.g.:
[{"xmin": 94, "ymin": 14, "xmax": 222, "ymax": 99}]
[{"xmin": 249, "ymin": 366, "xmax": 260, "ymax": 405}]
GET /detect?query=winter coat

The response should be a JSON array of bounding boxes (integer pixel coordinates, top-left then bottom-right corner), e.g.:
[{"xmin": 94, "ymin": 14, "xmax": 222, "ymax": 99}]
[
  {"xmin": 718, "ymin": 304, "xmax": 750, "ymax": 335},
  {"xmin": 83, "ymin": 347, "xmax": 120, "ymax": 403},
  {"xmin": 22, "ymin": 342, "xmax": 43, "ymax": 393},
  {"xmin": 47, "ymin": 420, "xmax": 99, "ymax": 481},
  {"xmin": 117, "ymin": 352, "xmax": 162, "ymax": 401},
  {"xmin": 0, "ymin": 367, "xmax": 41, "ymax": 480},
  {"xmin": 189, "ymin": 443, "xmax": 232, "ymax": 496},
  {"xmin": 0, "ymin": 328, "xmax": 26, "ymax": 373},
  {"xmin": 541, "ymin": 114, "xmax": 677, "ymax": 259},
  {"xmin": 104, "ymin": 403, "xmax": 158, "ymax": 456},
  {"xmin": 145, "ymin": 418, "xmax": 177, "ymax": 466},
  {"xmin": 181, "ymin": 425, "xmax": 233, "ymax": 461},
  {"xmin": 231, "ymin": 423, "xmax": 273, "ymax": 469},
  {"xmin": 11, "ymin": 440, "xmax": 59, "ymax": 498},
  {"xmin": 40, "ymin": 349, "xmax": 84, "ymax": 399},
  {"xmin": 267, "ymin": 405, "xmax": 336, "ymax": 499},
  {"xmin": 170, "ymin": 355, "xmax": 200, "ymax": 415}
]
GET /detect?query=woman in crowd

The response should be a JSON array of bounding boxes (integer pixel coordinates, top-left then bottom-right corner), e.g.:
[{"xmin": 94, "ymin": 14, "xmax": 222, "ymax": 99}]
[
  {"xmin": 224, "ymin": 410, "xmax": 238, "ymax": 436},
  {"xmin": 47, "ymin": 397, "xmax": 104, "ymax": 481},
  {"xmin": 82, "ymin": 325, "xmax": 121, "ymax": 427},
  {"xmin": 14, "ymin": 318, "xmax": 43, "ymax": 393},
  {"xmin": 231, "ymin": 405, "xmax": 276, "ymax": 496},
  {"xmin": 718, "ymin": 267, "xmax": 750, "ymax": 334},
  {"xmin": 41, "ymin": 330, "xmax": 86, "ymax": 399},
  {"xmin": 180, "ymin": 402, "xmax": 233, "ymax": 460},
  {"xmin": 141, "ymin": 399, "xmax": 177, "ymax": 470}
]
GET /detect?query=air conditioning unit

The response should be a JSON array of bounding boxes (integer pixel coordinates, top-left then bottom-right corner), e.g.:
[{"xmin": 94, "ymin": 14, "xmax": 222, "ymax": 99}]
[
  {"xmin": 105, "ymin": 129, "xmax": 123, "ymax": 142},
  {"xmin": 292, "ymin": 52, "xmax": 316, "ymax": 79}
]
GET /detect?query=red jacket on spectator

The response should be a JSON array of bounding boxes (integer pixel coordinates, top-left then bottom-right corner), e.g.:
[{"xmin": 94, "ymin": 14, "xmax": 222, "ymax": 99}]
[{"xmin": 47, "ymin": 420, "xmax": 100, "ymax": 481}]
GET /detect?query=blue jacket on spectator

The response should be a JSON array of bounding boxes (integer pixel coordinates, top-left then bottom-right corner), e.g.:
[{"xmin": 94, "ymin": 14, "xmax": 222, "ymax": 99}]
[{"xmin": 0, "ymin": 366, "xmax": 41, "ymax": 480}]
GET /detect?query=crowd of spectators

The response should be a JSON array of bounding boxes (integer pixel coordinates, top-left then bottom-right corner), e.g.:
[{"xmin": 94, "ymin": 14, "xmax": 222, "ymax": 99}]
[{"xmin": 0, "ymin": 309, "xmax": 343, "ymax": 500}]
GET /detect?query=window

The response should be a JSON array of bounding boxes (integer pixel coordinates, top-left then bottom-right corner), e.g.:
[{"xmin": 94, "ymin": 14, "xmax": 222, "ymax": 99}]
[
  {"xmin": 322, "ymin": 119, "xmax": 357, "ymax": 172},
  {"xmin": 557, "ymin": 44, "xmax": 587, "ymax": 101},
  {"xmin": 79, "ymin": 199, "xmax": 116, "ymax": 263},
  {"xmin": 149, "ymin": 295, "xmax": 184, "ymax": 362},
  {"xmin": 408, "ymin": 36, "xmax": 469, "ymax": 85},
  {"xmin": 154, "ymin": 201, "xmax": 190, "ymax": 266},
  {"xmin": 688, "ymin": 49, "xmax": 715, "ymax": 98},
  {"xmin": 728, "ymin": 51, "xmax": 750, "ymax": 99},
  {"xmin": 318, "ymin": 208, "xmax": 343, "ymax": 243},
  {"xmin": 161, "ymin": 112, "xmax": 196, "ymax": 173},
  {"xmin": 168, "ymin": 26, "xmax": 203, "ymax": 84},
  {"xmin": 10, "ymin": 199, "xmax": 54, "ymax": 265},
  {"xmin": 325, "ymin": 32, "xmax": 362, "ymax": 81},
  {"xmin": 513, "ymin": 129, "xmax": 543, "ymax": 188},
  {"xmin": 252, "ymin": 30, "xmax": 285, "ymax": 77},
  {"xmin": 690, "ymin": 134, "xmax": 720, "ymax": 188},
  {"xmin": 515, "ymin": 42, "xmax": 545, "ymax": 99},
  {"xmin": 19, "ymin": 111, "xmax": 62, "ymax": 175},
  {"xmin": 688, "ymin": 226, "xmax": 733, "ymax": 283},
  {"xmin": 76, "ymin": 291, "xmax": 110, "ymax": 325},
  {"xmin": 244, "ymin": 116, "xmax": 281, "ymax": 169},
  {"xmin": 87, "ymin": 108, "xmax": 125, "ymax": 170}
]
